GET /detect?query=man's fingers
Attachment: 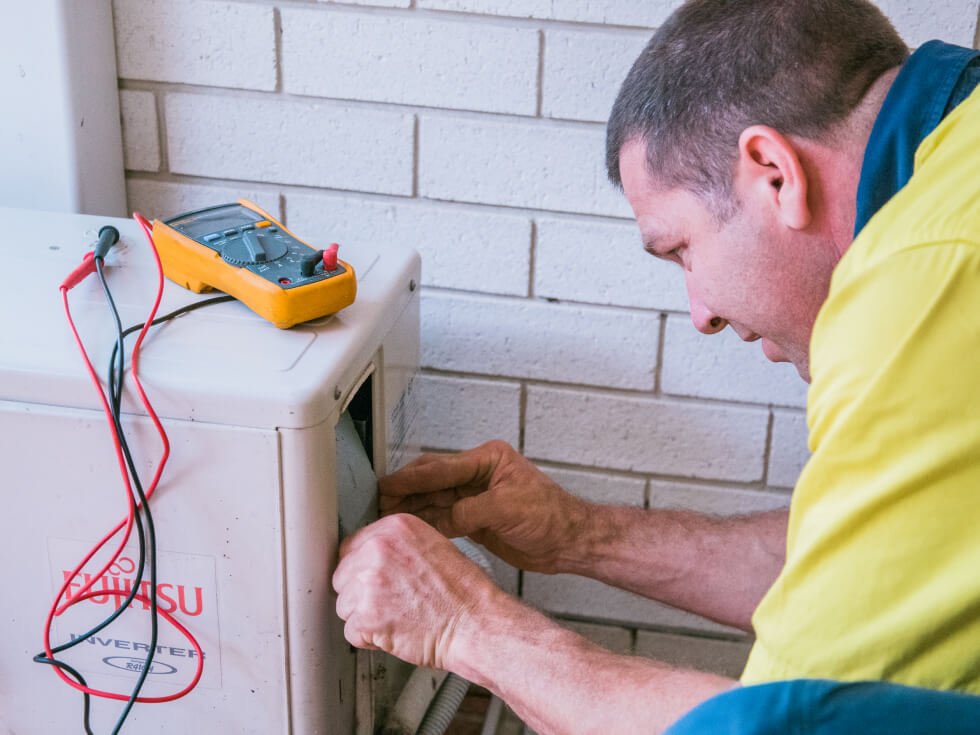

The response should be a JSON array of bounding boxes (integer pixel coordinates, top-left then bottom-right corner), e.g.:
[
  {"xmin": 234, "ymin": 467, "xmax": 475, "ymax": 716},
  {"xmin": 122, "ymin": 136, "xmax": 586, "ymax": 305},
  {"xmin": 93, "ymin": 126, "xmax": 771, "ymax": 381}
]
[
  {"xmin": 343, "ymin": 619, "xmax": 378, "ymax": 651},
  {"xmin": 380, "ymin": 449, "xmax": 488, "ymax": 498},
  {"xmin": 415, "ymin": 494, "xmax": 495, "ymax": 538},
  {"xmin": 381, "ymin": 488, "xmax": 459, "ymax": 515}
]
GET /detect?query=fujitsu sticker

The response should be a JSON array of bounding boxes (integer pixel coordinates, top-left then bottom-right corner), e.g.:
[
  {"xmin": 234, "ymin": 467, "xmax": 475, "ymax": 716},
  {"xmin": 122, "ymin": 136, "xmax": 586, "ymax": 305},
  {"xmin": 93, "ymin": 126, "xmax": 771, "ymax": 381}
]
[{"xmin": 47, "ymin": 537, "xmax": 223, "ymax": 691}]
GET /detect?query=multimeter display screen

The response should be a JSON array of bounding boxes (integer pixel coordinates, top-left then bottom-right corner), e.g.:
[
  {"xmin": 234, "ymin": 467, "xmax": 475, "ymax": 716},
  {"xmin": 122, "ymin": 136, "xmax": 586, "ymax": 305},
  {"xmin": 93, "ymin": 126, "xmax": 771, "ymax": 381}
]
[{"xmin": 168, "ymin": 206, "xmax": 263, "ymax": 239}]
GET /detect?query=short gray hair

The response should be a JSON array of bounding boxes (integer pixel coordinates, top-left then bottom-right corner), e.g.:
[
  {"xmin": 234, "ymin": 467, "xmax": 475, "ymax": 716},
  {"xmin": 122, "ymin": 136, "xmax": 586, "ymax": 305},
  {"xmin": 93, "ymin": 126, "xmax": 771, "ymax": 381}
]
[{"xmin": 606, "ymin": 0, "xmax": 908, "ymax": 218}]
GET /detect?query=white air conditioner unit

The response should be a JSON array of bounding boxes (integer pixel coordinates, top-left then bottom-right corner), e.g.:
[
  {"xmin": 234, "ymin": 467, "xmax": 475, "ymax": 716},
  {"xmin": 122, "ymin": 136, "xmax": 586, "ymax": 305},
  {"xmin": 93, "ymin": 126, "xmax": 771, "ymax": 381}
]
[{"xmin": 0, "ymin": 206, "xmax": 422, "ymax": 733}]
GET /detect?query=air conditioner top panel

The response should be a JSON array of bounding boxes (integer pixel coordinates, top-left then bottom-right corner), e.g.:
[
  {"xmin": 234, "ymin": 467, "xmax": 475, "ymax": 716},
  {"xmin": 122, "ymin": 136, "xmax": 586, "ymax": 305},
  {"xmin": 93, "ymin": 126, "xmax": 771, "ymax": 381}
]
[{"xmin": 0, "ymin": 206, "xmax": 420, "ymax": 429}]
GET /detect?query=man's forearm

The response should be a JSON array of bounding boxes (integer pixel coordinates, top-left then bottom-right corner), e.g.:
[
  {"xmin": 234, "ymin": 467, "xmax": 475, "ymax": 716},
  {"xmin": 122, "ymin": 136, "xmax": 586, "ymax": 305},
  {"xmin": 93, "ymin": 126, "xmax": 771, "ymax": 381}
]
[
  {"xmin": 448, "ymin": 592, "xmax": 735, "ymax": 735},
  {"xmin": 556, "ymin": 505, "xmax": 788, "ymax": 631}
]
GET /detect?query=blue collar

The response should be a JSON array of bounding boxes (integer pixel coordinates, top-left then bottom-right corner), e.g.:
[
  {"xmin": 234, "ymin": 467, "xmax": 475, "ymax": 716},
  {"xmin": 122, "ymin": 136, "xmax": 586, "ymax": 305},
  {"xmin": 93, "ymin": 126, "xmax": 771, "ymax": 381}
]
[{"xmin": 854, "ymin": 40, "xmax": 980, "ymax": 237}]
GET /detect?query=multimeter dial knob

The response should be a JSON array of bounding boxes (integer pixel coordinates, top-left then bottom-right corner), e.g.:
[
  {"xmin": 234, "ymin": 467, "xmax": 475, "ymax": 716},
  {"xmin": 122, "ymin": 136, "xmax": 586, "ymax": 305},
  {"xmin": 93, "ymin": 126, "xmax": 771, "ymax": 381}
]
[{"xmin": 221, "ymin": 230, "xmax": 288, "ymax": 266}]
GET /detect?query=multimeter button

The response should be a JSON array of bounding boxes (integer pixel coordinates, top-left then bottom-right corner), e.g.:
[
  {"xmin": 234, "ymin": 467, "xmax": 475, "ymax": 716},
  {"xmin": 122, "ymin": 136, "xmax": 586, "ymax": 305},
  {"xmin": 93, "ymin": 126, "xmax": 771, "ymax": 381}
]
[
  {"xmin": 223, "ymin": 229, "xmax": 238, "ymax": 237},
  {"xmin": 256, "ymin": 220, "xmax": 271, "ymax": 228},
  {"xmin": 267, "ymin": 226, "xmax": 279, "ymax": 233},
  {"xmin": 323, "ymin": 242, "xmax": 340, "ymax": 271},
  {"xmin": 241, "ymin": 224, "xmax": 255, "ymax": 231},
  {"xmin": 203, "ymin": 233, "xmax": 221, "ymax": 243}
]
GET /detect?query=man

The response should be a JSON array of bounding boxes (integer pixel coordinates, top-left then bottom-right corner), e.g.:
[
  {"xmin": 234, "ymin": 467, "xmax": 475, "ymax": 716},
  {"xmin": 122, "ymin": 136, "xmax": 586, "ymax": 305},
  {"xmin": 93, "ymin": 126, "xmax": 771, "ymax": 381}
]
[{"xmin": 334, "ymin": 0, "xmax": 980, "ymax": 731}]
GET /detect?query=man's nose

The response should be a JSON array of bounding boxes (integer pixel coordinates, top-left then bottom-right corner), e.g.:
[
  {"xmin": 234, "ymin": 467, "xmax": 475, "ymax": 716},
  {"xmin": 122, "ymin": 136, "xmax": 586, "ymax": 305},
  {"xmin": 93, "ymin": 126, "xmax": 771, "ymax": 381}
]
[{"xmin": 687, "ymin": 288, "xmax": 727, "ymax": 335}]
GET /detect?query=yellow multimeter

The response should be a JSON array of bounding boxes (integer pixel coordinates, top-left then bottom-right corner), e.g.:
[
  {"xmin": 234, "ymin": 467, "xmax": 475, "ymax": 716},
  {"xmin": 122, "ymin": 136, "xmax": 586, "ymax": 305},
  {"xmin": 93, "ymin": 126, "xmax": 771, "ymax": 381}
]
[{"xmin": 151, "ymin": 199, "xmax": 356, "ymax": 329}]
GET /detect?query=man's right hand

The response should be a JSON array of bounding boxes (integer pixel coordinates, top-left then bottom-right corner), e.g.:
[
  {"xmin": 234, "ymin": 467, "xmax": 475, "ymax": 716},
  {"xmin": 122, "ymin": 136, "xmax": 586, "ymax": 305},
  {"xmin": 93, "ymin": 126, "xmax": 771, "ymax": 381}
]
[{"xmin": 378, "ymin": 440, "xmax": 591, "ymax": 573}]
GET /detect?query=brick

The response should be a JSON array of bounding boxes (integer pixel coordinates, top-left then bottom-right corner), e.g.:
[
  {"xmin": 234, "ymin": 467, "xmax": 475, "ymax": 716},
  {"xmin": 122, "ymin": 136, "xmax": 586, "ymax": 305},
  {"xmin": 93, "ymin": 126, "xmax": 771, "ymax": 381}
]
[
  {"xmin": 282, "ymin": 9, "xmax": 538, "ymax": 116},
  {"xmin": 418, "ymin": 0, "xmax": 682, "ymax": 27},
  {"xmin": 414, "ymin": 373, "xmax": 520, "ymax": 450},
  {"xmin": 661, "ymin": 315, "xmax": 808, "ymax": 408},
  {"xmin": 541, "ymin": 466, "xmax": 645, "ymax": 507},
  {"xmin": 561, "ymin": 620, "xmax": 632, "ymax": 655},
  {"xmin": 125, "ymin": 179, "xmax": 281, "ymax": 222},
  {"xmin": 113, "ymin": 0, "xmax": 276, "ymax": 90},
  {"xmin": 165, "ymin": 92, "xmax": 413, "ymax": 195},
  {"xmin": 635, "ymin": 631, "xmax": 752, "ymax": 678},
  {"xmin": 419, "ymin": 116, "xmax": 632, "ymax": 218},
  {"xmin": 534, "ymin": 217, "xmax": 688, "ymax": 311},
  {"xmin": 421, "ymin": 292, "xmax": 659, "ymax": 389},
  {"xmin": 525, "ymin": 386, "xmax": 768, "ymax": 481},
  {"xmin": 119, "ymin": 90, "xmax": 159, "ymax": 172},
  {"xmin": 648, "ymin": 480, "xmax": 790, "ymax": 516},
  {"xmin": 522, "ymin": 573, "xmax": 743, "ymax": 636},
  {"xmin": 542, "ymin": 29, "xmax": 650, "ymax": 123},
  {"xmin": 767, "ymin": 409, "xmax": 810, "ymax": 489},
  {"xmin": 873, "ymin": 0, "xmax": 980, "ymax": 47},
  {"xmin": 284, "ymin": 192, "xmax": 531, "ymax": 296}
]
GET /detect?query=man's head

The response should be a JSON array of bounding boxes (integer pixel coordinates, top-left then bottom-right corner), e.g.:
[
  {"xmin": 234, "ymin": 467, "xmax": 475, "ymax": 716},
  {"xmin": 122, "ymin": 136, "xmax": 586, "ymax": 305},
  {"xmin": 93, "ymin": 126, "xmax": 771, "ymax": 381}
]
[{"xmin": 607, "ymin": 0, "xmax": 908, "ymax": 381}]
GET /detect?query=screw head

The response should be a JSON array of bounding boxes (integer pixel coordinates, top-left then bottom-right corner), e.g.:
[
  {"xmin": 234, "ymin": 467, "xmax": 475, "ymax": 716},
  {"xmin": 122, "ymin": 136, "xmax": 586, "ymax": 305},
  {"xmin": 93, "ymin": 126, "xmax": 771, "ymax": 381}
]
[
  {"xmin": 334, "ymin": 387, "xmax": 342, "ymax": 400},
  {"xmin": 409, "ymin": 279, "xmax": 417, "ymax": 292}
]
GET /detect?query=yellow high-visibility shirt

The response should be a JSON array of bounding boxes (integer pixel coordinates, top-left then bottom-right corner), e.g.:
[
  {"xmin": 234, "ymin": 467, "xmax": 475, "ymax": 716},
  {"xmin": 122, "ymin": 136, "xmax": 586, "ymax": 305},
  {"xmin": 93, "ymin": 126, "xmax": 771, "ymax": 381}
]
[{"xmin": 743, "ymin": 86, "xmax": 980, "ymax": 692}]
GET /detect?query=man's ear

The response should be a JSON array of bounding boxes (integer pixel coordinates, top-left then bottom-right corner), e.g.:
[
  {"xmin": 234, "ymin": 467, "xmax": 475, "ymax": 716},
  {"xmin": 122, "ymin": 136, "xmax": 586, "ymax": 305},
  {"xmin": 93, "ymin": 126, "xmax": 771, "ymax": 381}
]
[{"xmin": 735, "ymin": 125, "xmax": 811, "ymax": 230}]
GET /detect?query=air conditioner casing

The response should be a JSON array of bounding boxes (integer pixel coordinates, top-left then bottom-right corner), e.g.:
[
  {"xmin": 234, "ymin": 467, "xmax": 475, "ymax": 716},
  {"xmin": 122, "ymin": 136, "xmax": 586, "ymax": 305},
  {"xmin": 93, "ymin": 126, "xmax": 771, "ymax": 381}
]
[{"xmin": 0, "ymin": 206, "xmax": 422, "ymax": 733}]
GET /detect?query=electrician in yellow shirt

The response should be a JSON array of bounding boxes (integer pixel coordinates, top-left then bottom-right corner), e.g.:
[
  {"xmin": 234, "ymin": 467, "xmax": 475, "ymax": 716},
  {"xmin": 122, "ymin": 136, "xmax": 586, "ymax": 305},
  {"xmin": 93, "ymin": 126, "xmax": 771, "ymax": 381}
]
[{"xmin": 332, "ymin": 1, "xmax": 980, "ymax": 732}]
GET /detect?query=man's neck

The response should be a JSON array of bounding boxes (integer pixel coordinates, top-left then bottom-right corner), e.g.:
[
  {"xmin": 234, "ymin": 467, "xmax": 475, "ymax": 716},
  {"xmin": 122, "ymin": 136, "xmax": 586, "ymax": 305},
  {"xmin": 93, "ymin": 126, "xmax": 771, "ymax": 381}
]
[{"xmin": 829, "ymin": 66, "xmax": 903, "ymax": 255}]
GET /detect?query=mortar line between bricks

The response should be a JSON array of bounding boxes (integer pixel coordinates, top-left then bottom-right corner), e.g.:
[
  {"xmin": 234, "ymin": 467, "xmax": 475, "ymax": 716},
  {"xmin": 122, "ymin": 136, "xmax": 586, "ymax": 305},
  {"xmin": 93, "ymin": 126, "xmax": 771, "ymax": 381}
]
[
  {"xmin": 654, "ymin": 312, "xmax": 666, "ymax": 395},
  {"xmin": 527, "ymin": 220, "xmax": 537, "ymax": 298},
  {"xmin": 412, "ymin": 115, "xmax": 420, "ymax": 198},
  {"xmin": 423, "ymin": 285, "xmax": 678, "ymax": 319},
  {"xmin": 535, "ymin": 30, "xmax": 545, "ymax": 118},
  {"xmin": 153, "ymin": 89, "xmax": 171, "ymax": 174},
  {"xmin": 518, "ymin": 382, "xmax": 528, "ymax": 454},
  {"xmin": 761, "ymin": 410, "xmax": 775, "ymax": 487},
  {"xmin": 123, "ymin": 169, "xmax": 637, "ymax": 224},
  {"xmin": 115, "ymin": 78, "xmax": 614, "ymax": 130},
  {"xmin": 421, "ymin": 367, "xmax": 805, "ymax": 412},
  {"xmin": 975, "ymin": 3, "xmax": 980, "ymax": 48},
  {"xmin": 252, "ymin": 0, "xmax": 661, "ymax": 35},
  {"xmin": 272, "ymin": 7, "xmax": 283, "ymax": 93}
]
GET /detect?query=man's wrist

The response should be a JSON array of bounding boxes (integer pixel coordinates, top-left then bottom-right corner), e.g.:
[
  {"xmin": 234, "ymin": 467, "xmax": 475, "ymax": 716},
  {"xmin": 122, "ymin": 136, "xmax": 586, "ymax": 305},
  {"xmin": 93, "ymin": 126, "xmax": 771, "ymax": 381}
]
[
  {"xmin": 444, "ymin": 587, "xmax": 575, "ymax": 691},
  {"xmin": 553, "ymin": 497, "xmax": 617, "ymax": 576}
]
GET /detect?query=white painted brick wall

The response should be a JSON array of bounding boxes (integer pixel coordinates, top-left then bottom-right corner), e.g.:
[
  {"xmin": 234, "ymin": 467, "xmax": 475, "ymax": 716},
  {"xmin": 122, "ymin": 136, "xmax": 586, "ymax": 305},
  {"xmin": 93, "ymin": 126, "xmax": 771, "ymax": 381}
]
[
  {"xmin": 119, "ymin": 90, "xmax": 160, "ymax": 173},
  {"xmin": 542, "ymin": 29, "xmax": 650, "ymax": 123},
  {"xmin": 165, "ymin": 92, "xmax": 414, "ymax": 194},
  {"xmin": 662, "ymin": 315, "xmax": 808, "ymax": 408},
  {"xmin": 284, "ymin": 192, "xmax": 531, "ymax": 296},
  {"xmin": 534, "ymin": 217, "xmax": 688, "ymax": 311},
  {"xmin": 282, "ymin": 9, "xmax": 538, "ymax": 116},
  {"xmin": 542, "ymin": 466, "xmax": 645, "ymax": 507},
  {"xmin": 422, "ymin": 292, "xmax": 660, "ymax": 389},
  {"xmin": 874, "ymin": 0, "xmax": 980, "ymax": 46},
  {"xmin": 768, "ymin": 409, "xmax": 811, "ymax": 489},
  {"xmin": 113, "ymin": 0, "xmax": 277, "ymax": 90},
  {"xmin": 525, "ymin": 386, "xmax": 768, "ymax": 481},
  {"xmin": 419, "ymin": 116, "xmax": 632, "ymax": 218},
  {"xmin": 126, "ymin": 179, "xmax": 282, "ymax": 221},
  {"xmin": 115, "ymin": 0, "xmax": 976, "ymax": 640},
  {"xmin": 414, "ymin": 373, "xmax": 521, "ymax": 450},
  {"xmin": 418, "ymin": 0, "xmax": 682, "ymax": 27}
]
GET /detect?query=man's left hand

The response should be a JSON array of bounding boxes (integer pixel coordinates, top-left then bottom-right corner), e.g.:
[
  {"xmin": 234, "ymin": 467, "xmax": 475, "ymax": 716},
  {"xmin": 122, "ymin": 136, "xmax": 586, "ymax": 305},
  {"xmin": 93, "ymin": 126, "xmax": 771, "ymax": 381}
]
[{"xmin": 333, "ymin": 513, "xmax": 499, "ymax": 671}]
